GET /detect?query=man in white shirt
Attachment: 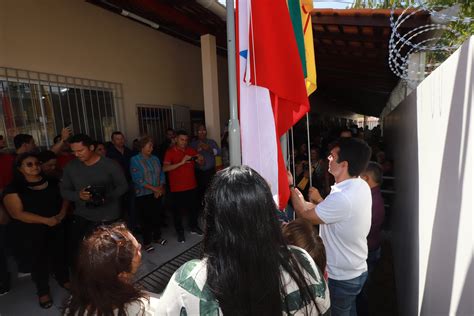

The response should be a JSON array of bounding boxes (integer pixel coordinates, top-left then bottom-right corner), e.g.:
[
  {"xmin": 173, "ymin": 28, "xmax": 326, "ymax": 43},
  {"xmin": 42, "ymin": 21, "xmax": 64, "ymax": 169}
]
[{"xmin": 289, "ymin": 137, "xmax": 372, "ymax": 316}]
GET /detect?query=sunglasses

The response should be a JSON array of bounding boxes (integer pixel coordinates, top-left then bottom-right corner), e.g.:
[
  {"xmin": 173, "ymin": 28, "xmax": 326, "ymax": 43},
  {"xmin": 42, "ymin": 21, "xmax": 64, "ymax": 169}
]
[{"xmin": 23, "ymin": 161, "xmax": 40, "ymax": 168}]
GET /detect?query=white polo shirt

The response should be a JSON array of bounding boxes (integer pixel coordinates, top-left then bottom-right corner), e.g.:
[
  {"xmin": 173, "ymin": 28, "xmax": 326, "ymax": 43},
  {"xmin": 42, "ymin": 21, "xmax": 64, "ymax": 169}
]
[{"xmin": 316, "ymin": 177, "xmax": 372, "ymax": 280}]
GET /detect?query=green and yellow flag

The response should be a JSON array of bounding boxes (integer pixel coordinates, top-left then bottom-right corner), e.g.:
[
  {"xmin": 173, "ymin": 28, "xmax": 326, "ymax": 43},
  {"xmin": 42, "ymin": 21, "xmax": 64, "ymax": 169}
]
[
  {"xmin": 288, "ymin": 0, "xmax": 317, "ymax": 96},
  {"xmin": 301, "ymin": 0, "xmax": 317, "ymax": 95}
]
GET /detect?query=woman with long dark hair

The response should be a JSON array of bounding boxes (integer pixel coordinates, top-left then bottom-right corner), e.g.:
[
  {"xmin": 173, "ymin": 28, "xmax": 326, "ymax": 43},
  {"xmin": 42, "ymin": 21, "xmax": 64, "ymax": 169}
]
[
  {"xmin": 159, "ymin": 165, "xmax": 330, "ymax": 315},
  {"xmin": 63, "ymin": 223, "xmax": 160, "ymax": 315},
  {"xmin": 2, "ymin": 152, "xmax": 69, "ymax": 308}
]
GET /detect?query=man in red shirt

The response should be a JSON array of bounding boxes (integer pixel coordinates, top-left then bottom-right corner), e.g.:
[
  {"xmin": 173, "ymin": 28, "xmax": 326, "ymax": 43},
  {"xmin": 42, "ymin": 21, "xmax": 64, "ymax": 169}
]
[
  {"xmin": 0, "ymin": 134, "xmax": 37, "ymax": 191},
  {"xmin": 163, "ymin": 130, "xmax": 204, "ymax": 243}
]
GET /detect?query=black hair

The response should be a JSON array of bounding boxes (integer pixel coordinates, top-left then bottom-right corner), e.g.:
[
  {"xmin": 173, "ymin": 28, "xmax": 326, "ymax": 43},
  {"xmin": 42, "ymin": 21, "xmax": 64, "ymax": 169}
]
[
  {"xmin": 68, "ymin": 134, "xmax": 94, "ymax": 147},
  {"xmin": 13, "ymin": 134, "xmax": 33, "ymax": 150},
  {"xmin": 110, "ymin": 131, "xmax": 123, "ymax": 141},
  {"xmin": 336, "ymin": 137, "xmax": 372, "ymax": 177},
  {"xmin": 92, "ymin": 141, "xmax": 105, "ymax": 147},
  {"xmin": 203, "ymin": 166, "xmax": 319, "ymax": 315},
  {"xmin": 15, "ymin": 152, "xmax": 39, "ymax": 169},
  {"xmin": 364, "ymin": 161, "xmax": 383, "ymax": 185},
  {"xmin": 165, "ymin": 127, "xmax": 174, "ymax": 133},
  {"xmin": 38, "ymin": 150, "xmax": 57, "ymax": 163},
  {"xmin": 13, "ymin": 153, "xmax": 43, "ymax": 190},
  {"xmin": 175, "ymin": 130, "xmax": 188, "ymax": 137}
]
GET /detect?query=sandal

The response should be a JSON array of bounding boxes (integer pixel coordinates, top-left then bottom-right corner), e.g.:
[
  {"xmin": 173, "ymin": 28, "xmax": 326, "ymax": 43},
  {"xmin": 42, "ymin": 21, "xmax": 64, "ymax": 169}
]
[
  {"xmin": 154, "ymin": 238, "xmax": 168, "ymax": 246},
  {"xmin": 39, "ymin": 294, "xmax": 53, "ymax": 309}
]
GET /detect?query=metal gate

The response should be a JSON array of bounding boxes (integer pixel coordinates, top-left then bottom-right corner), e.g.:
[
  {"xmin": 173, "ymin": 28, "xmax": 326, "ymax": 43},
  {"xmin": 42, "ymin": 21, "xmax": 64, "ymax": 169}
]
[{"xmin": 137, "ymin": 105, "xmax": 173, "ymax": 145}]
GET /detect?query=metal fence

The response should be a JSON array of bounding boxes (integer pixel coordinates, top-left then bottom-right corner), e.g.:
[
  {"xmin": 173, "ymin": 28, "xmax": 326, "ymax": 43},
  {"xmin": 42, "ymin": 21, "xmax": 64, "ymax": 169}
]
[{"xmin": 0, "ymin": 67, "xmax": 123, "ymax": 148}]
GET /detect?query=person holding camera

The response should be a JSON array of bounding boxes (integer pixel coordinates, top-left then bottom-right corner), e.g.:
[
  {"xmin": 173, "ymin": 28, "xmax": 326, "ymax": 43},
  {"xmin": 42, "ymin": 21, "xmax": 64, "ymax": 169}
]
[
  {"xmin": 163, "ymin": 130, "xmax": 204, "ymax": 243},
  {"xmin": 130, "ymin": 136, "xmax": 167, "ymax": 252},
  {"xmin": 60, "ymin": 134, "xmax": 128, "ymax": 265}
]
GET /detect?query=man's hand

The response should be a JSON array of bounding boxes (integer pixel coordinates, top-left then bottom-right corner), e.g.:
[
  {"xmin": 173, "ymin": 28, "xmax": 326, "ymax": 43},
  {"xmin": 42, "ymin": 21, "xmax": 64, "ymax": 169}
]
[
  {"xmin": 290, "ymin": 187, "xmax": 324, "ymax": 225},
  {"xmin": 60, "ymin": 127, "xmax": 72, "ymax": 142},
  {"xmin": 287, "ymin": 170, "xmax": 294, "ymax": 186},
  {"xmin": 181, "ymin": 155, "xmax": 192, "ymax": 165},
  {"xmin": 308, "ymin": 187, "xmax": 324, "ymax": 204},
  {"xmin": 79, "ymin": 188, "xmax": 92, "ymax": 201}
]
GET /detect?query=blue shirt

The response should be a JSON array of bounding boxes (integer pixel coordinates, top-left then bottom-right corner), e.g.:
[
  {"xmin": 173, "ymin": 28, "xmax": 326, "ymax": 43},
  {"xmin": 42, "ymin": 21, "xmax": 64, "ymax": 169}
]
[
  {"xmin": 130, "ymin": 153, "xmax": 165, "ymax": 197},
  {"xmin": 190, "ymin": 138, "xmax": 220, "ymax": 171}
]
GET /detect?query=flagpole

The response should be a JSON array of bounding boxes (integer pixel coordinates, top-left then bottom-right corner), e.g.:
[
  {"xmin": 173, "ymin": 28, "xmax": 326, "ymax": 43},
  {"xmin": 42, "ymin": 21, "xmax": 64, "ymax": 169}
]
[
  {"xmin": 280, "ymin": 134, "xmax": 288, "ymax": 167},
  {"xmin": 226, "ymin": 0, "xmax": 241, "ymax": 166}
]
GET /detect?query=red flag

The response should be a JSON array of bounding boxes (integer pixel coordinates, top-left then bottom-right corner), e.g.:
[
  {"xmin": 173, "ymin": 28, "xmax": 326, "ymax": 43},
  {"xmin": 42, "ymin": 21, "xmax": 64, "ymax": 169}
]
[{"xmin": 248, "ymin": 0, "xmax": 310, "ymax": 208}]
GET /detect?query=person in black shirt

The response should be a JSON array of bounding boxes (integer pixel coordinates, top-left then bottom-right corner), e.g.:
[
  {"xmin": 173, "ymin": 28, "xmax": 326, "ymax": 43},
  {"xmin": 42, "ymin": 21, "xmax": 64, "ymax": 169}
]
[
  {"xmin": 106, "ymin": 131, "xmax": 136, "ymax": 229},
  {"xmin": 106, "ymin": 131, "xmax": 133, "ymax": 180},
  {"xmin": 2, "ymin": 153, "xmax": 69, "ymax": 309}
]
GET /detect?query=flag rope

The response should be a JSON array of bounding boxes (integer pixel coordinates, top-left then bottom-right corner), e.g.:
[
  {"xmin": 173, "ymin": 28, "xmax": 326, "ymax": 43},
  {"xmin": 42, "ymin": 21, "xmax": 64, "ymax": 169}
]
[{"xmin": 306, "ymin": 113, "xmax": 312, "ymax": 188}]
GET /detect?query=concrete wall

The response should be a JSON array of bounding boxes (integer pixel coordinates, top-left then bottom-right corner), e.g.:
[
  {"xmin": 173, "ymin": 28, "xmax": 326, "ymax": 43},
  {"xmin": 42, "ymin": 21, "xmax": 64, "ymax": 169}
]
[
  {"xmin": 0, "ymin": 0, "xmax": 229, "ymax": 140},
  {"xmin": 385, "ymin": 37, "xmax": 473, "ymax": 315}
]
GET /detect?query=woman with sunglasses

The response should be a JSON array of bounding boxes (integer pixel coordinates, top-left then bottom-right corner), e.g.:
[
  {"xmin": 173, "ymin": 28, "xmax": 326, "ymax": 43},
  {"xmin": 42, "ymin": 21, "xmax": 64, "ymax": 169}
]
[
  {"xmin": 2, "ymin": 152, "xmax": 69, "ymax": 308},
  {"xmin": 63, "ymin": 223, "xmax": 160, "ymax": 315},
  {"xmin": 159, "ymin": 166, "xmax": 330, "ymax": 315}
]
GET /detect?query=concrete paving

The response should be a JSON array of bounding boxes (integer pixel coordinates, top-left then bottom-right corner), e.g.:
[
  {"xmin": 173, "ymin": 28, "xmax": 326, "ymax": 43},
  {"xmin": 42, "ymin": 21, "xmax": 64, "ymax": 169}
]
[{"xmin": 0, "ymin": 226, "xmax": 203, "ymax": 316}]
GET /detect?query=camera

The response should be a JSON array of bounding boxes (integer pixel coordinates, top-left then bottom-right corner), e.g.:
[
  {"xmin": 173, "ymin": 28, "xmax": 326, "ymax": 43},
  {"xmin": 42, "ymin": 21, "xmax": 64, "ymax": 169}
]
[
  {"xmin": 188, "ymin": 156, "xmax": 198, "ymax": 161},
  {"xmin": 84, "ymin": 186, "xmax": 105, "ymax": 208}
]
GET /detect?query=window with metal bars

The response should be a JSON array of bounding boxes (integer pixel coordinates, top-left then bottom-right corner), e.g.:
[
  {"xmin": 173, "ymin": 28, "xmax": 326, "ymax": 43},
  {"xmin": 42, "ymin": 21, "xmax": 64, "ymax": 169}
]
[
  {"xmin": 137, "ymin": 105, "xmax": 174, "ymax": 145},
  {"xmin": 0, "ymin": 67, "xmax": 123, "ymax": 149}
]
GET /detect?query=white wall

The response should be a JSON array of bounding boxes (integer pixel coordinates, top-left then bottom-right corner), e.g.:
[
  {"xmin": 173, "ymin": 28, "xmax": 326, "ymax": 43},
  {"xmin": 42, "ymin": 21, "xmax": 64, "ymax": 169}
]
[
  {"xmin": 385, "ymin": 37, "xmax": 473, "ymax": 315},
  {"xmin": 0, "ymin": 0, "xmax": 229, "ymax": 141}
]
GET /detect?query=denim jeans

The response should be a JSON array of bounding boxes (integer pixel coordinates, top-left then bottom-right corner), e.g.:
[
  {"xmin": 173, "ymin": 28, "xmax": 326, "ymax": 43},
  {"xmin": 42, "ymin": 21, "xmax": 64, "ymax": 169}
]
[{"xmin": 329, "ymin": 271, "xmax": 368, "ymax": 316}]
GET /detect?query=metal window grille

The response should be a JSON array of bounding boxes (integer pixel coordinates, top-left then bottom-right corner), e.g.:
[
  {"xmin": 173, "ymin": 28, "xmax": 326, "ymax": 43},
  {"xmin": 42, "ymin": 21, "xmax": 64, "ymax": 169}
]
[
  {"xmin": 0, "ymin": 67, "xmax": 123, "ymax": 148},
  {"xmin": 137, "ymin": 105, "xmax": 174, "ymax": 145}
]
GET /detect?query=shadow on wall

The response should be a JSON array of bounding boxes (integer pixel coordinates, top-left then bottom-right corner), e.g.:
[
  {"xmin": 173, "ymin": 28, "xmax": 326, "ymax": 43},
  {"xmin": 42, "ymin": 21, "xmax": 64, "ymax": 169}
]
[
  {"xmin": 384, "ymin": 89, "xmax": 420, "ymax": 316},
  {"xmin": 420, "ymin": 42, "xmax": 473, "ymax": 315},
  {"xmin": 456, "ymin": 257, "xmax": 473, "ymax": 315}
]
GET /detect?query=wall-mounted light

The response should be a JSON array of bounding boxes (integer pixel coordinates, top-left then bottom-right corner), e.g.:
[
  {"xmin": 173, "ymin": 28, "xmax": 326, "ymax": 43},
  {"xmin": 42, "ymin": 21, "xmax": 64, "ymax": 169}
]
[{"xmin": 121, "ymin": 10, "xmax": 160, "ymax": 29}]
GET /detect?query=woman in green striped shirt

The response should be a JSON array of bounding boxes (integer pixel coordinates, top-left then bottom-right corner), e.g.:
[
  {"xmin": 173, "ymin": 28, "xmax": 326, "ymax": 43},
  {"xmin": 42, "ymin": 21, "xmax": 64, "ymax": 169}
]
[{"xmin": 159, "ymin": 166, "xmax": 330, "ymax": 315}]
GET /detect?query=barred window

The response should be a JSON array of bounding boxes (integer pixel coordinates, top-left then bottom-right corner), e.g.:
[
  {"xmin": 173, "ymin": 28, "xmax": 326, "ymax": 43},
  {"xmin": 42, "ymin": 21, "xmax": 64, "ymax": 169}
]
[{"xmin": 0, "ymin": 67, "xmax": 123, "ymax": 148}]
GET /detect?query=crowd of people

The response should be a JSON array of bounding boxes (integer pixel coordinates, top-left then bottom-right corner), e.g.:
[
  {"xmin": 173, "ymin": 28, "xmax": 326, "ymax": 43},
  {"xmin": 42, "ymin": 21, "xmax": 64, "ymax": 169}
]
[{"xmin": 0, "ymin": 121, "xmax": 390, "ymax": 316}]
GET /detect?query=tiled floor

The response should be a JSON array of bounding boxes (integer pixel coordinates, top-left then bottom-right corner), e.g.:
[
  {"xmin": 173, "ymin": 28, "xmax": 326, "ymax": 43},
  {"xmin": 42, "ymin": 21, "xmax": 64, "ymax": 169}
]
[{"xmin": 0, "ymin": 227, "xmax": 203, "ymax": 316}]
